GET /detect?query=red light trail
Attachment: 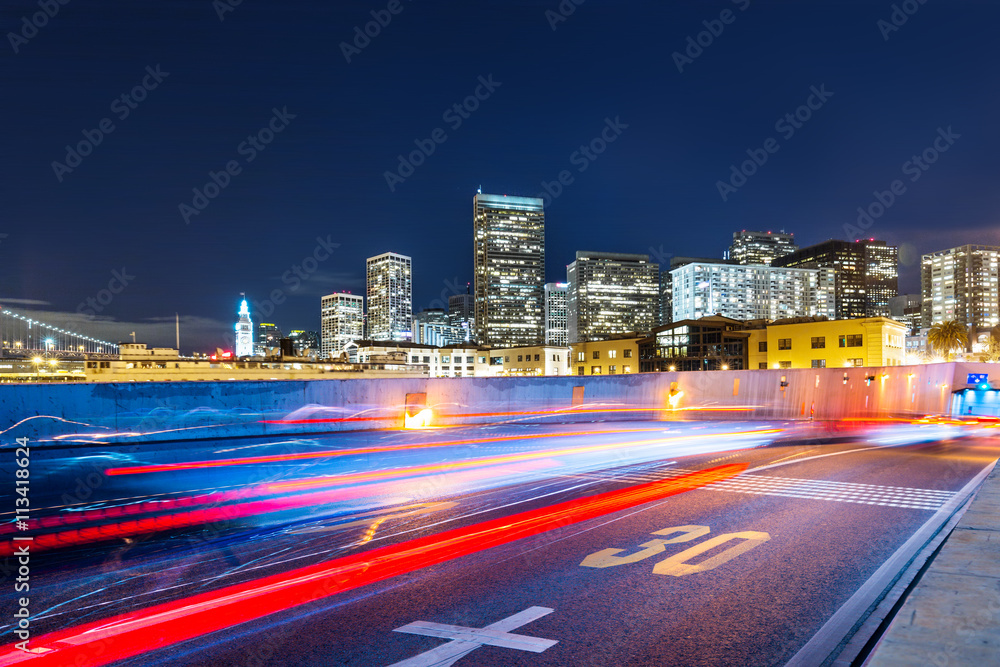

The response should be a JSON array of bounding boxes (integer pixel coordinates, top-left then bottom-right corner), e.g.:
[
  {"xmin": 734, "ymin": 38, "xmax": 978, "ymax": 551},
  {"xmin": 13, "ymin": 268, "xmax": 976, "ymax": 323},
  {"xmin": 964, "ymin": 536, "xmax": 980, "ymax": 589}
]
[{"xmin": 0, "ymin": 464, "xmax": 745, "ymax": 666}]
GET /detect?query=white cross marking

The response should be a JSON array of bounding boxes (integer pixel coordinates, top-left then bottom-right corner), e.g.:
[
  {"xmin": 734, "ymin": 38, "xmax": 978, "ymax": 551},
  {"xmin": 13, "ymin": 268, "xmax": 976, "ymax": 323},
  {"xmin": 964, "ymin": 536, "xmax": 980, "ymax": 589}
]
[{"xmin": 388, "ymin": 606, "xmax": 558, "ymax": 667}]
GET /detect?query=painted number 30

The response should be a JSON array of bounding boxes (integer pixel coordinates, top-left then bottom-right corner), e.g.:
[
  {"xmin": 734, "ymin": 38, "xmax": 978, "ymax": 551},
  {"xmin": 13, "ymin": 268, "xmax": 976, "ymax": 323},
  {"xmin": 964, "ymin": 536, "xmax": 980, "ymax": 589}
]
[{"xmin": 580, "ymin": 525, "xmax": 770, "ymax": 576}]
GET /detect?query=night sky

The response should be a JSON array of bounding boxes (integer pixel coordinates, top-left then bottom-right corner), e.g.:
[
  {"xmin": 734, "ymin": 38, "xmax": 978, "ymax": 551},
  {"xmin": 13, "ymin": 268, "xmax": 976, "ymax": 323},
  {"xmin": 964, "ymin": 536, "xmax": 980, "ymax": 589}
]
[{"xmin": 2, "ymin": 0, "xmax": 999, "ymax": 352}]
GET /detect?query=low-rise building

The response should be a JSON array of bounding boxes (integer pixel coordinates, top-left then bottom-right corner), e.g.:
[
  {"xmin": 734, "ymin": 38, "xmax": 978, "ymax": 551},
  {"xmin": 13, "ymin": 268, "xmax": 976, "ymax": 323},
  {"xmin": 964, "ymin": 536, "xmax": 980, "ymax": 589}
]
[
  {"xmin": 638, "ymin": 317, "xmax": 751, "ymax": 372},
  {"xmin": 347, "ymin": 340, "xmax": 491, "ymax": 378},
  {"xmin": 489, "ymin": 345, "xmax": 571, "ymax": 376},
  {"xmin": 569, "ymin": 335, "xmax": 642, "ymax": 376},
  {"xmin": 638, "ymin": 316, "xmax": 907, "ymax": 371},
  {"xmin": 83, "ymin": 343, "xmax": 426, "ymax": 382},
  {"xmin": 748, "ymin": 317, "xmax": 905, "ymax": 369}
]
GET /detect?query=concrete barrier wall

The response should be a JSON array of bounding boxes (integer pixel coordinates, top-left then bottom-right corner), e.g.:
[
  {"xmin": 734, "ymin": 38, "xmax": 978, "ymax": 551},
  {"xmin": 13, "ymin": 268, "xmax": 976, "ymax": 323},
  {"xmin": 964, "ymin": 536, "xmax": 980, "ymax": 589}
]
[{"xmin": 0, "ymin": 362, "xmax": 992, "ymax": 446}]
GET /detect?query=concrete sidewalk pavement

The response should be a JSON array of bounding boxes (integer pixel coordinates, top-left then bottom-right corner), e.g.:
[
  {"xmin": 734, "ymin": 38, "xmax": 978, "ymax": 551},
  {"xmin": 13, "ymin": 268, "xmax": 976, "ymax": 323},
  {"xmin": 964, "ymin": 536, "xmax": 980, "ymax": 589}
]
[{"xmin": 866, "ymin": 461, "xmax": 1000, "ymax": 666}]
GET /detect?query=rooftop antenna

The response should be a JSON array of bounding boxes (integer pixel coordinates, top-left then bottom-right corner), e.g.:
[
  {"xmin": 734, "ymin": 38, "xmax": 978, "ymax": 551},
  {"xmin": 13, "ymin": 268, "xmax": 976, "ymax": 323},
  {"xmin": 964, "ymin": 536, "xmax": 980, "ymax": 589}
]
[
  {"xmin": 477, "ymin": 185, "xmax": 482, "ymax": 194},
  {"xmin": 175, "ymin": 313, "xmax": 180, "ymax": 351},
  {"xmin": 129, "ymin": 331, "xmax": 136, "ymax": 343}
]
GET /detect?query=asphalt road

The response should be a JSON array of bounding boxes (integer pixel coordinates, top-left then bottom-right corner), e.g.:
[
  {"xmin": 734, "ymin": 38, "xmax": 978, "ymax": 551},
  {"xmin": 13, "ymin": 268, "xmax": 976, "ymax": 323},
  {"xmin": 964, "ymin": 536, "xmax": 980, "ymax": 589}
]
[{"xmin": 2, "ymin": 421, "xmax": 998, "ymax": 666}]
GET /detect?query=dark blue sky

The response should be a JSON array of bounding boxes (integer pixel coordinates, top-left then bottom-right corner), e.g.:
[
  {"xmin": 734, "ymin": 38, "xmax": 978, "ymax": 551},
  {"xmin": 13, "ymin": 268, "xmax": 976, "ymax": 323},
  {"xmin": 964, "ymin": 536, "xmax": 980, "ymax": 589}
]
[{"xmin": 2, "ymin": 0, "xmax": 998, "ymax": 352}]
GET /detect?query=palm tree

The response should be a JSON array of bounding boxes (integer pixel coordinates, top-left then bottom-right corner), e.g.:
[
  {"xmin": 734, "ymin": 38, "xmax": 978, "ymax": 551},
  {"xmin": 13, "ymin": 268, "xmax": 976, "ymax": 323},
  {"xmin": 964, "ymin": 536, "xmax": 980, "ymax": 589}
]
[{"xmin": 928, "ymin": 320, "xmax": 968, "ymax": 360}]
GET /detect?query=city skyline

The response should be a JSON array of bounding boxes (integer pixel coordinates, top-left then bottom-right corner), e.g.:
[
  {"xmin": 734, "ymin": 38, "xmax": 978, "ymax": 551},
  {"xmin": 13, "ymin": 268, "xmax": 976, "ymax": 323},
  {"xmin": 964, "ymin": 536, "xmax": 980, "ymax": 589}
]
[{"xmin": 3, "ymin": 2, "xmax": 999, "ymax": 352}]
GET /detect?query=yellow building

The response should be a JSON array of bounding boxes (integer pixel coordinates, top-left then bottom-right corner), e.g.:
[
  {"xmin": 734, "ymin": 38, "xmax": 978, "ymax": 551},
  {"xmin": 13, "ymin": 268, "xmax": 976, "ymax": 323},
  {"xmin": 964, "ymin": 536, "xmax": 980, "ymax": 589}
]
[
  {"xmin": 569, "ymin": 336, "xmax": 642, "ymax": 376},
  {"xmin": 492, "ymin": 345, "xmax": 571, "ymax": 376},
  {"xmin": 748, "ymin": 317, "xmax": 906, "ymax": 370}
]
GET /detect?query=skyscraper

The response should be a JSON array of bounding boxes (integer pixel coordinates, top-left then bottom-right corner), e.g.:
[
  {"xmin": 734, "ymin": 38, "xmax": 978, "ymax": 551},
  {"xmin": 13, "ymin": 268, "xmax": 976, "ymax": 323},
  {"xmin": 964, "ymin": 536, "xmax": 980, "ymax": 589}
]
[
  {"xmin": 234, "ymin": 298, "xmax": 253, "ymax": 357},
  {"xmin": 921, "ymin": 245, "xmax": 1000, "ymax": 330},
  {"xmin": 448, "ymin": 290, "xmax": 475, "ymax": 340},
  {"xmin": 773, "ymin": 239, "xmax": 898, "ymax": 318},
  {"xmin": 473, "ymin": 193, "xmax": 545, "ymax": 347},
  {"xmin": 544, "ymin": 282, "xmax": 568, "ymax": 345},
  {"xmin": 366, "ymin": 252, "xmax": 412, "ymax": 341},
  {"xmin": 670, "ymin": 262, "xmax": 836, "ymax": 322},
  {"xmin": 321, "ymin": 292, "xmax": 364, "ymax": 358},
  {"xmin": 727, "ymin": 230, "xmax": 797, "ymax": 266},
  {"xmin": 566, "ymin": 252, "xmax": 659, "ymax": 343},
  {"xmin": 254, "ymin": 322, "xmax": 283, "ymax": 356}
]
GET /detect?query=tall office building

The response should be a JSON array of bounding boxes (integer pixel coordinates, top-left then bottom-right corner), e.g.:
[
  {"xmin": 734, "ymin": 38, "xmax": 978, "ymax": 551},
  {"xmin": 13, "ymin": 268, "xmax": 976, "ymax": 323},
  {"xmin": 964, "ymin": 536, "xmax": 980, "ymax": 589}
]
[
  {"xmin": 321, "ymin": 292, "xmax": 364, "ymax": 358},
  {"xmin": 773, "ymin": 239, "xmax": 898, "ymax": 318},
  {"xmin": 234, "ymin": 298, "xmax": 253, "ymax": 357},
  {"xmin": 254, "ymin": 322, "xmax": 283, "ymax": 356},
  {"xmin": 921, "ymin": 245, "xmax": 1000, "ymax": 330},
  {"xmin": 544, "ymin": 282, "xmax": 568, "ymax": 346},
  {"xmin": 366, "ymin": 252, "xmax": 412, "ymax": 341},
  {"xmin": 889, "ymin": 294, "xmax": 922, "ymax": 335},
  {"xmin": 473, "ymin": 193, "xmax": 545, "ymax": 347},
  {"xmin": 287, "ymin": 330, "xmax": 320, "ymax": 355},
  {"xmin": 670, "ymin": 262, "xmax": 836, "ymax": 322},
  {"xmin": 567, "ymin": 252, "xmax": 659, "ymax": 343},
  {"xmin": 448, "ymin": 290, "xmax": 475, "ymax": 336},
  {"xmin": 726, "ymin": 230, "xmax": 797, "ymax": 266}
]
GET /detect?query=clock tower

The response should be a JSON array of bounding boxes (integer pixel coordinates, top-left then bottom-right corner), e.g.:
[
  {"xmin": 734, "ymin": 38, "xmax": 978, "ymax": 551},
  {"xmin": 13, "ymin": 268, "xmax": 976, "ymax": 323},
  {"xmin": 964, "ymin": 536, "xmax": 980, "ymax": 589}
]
[{"xmin": 235, "ymin": 297, "xmax": 253, "ymax": 357}]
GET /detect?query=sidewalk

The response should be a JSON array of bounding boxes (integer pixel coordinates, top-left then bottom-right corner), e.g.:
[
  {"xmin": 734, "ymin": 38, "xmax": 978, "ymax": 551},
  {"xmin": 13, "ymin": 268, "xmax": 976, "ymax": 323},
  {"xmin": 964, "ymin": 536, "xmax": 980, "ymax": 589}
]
[{"xmin": 866, "ymin": 462, "xmax": 1000, "ymax": 666}]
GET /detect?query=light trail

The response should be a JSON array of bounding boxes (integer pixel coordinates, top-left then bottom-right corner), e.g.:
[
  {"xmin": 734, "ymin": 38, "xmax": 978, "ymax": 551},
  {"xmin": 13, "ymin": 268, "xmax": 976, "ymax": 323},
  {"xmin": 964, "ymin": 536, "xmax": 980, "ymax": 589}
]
[
  {"xmin": 103, "ymin": 427, "xmax": 665, "ymax": 476},
  {"xmin": 0, "ymin": 464, "xmax": 746, "ymax": 666},
  {"xmin": 267, "ymin": 429, "xmax": 782, "ymax": 493},
  {"xmin": 0, "ymin": 461, "xmax": 557, "ymax": 556}
]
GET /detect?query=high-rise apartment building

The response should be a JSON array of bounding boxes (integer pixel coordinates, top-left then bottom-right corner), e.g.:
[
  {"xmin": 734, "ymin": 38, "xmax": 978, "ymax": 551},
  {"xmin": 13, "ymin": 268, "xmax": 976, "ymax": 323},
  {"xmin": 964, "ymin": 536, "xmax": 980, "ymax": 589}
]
[
  {"xmin": 726, "ymin": 230, "xmax": 797, "ymax": 266},
  {"xmin": 567, "ymin": 252, "xmax": 659, "ymax": 343},
  {"xmin": 921, "ymin": 245, "xmax": 1000, "ymax": 330},
  {"xmin": 473, "ymin": 193, "xmax": 545, "ymax": 347},
  {"xmin": 659, "ymin": 256, "xmax": 736, "ymax": 326},
  {"xmin": 670, "ymin": 262, "xmax": 836, "ymax": 322},
  {"xmin": 773, "ymin": 239, "xmax": 898, "ymax": 318},
  {"xmin": 544, "ymin": 282, "xmax": 568, "ymax": 346},
  {"xmin": 321, "ymin": 292, "xmax": 364, "ymax": 358},
  {"xmin": 412, "ymin": 309, "xmax": 469, "ymax": 346},
  {"xmin": 366, "ymin": 252, "xmax": 412, "ymax": 341}
]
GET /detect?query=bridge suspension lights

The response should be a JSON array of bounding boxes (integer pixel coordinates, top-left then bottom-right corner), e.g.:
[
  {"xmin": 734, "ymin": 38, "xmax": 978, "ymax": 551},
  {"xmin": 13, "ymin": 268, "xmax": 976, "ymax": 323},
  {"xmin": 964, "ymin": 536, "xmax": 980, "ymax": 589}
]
[{"xmin": 0, "ymin": 308, "xmax": 118, "ymax": 355}]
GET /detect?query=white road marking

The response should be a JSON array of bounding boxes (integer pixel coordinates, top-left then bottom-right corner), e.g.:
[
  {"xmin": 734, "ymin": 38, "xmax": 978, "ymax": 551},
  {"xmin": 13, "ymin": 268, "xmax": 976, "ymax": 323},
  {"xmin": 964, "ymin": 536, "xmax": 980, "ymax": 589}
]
[{"xmin": 389, "ymin": 606, "xmax": 557, "ymax": 667}]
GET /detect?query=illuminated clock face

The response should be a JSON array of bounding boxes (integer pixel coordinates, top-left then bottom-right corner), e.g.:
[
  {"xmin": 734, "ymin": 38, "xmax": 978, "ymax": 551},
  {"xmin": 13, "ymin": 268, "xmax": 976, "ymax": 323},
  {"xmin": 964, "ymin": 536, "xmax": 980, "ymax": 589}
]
[{"xmin": 239, "ymin": 335, "xmax": 249, "ymax": 344}]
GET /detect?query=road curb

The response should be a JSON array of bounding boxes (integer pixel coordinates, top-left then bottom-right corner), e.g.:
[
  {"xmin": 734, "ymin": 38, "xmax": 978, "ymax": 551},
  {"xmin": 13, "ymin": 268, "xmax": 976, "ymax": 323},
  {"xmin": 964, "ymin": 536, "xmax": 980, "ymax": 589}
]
[{"xmin": 864, "ymin": 458, "xmax": 1000, "ymax": 666}]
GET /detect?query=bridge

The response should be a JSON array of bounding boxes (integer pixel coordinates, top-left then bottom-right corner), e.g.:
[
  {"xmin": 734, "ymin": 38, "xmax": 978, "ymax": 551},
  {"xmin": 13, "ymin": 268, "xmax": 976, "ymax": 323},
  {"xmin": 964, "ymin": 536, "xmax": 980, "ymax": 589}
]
[{"xmin": 0, "ymin": 306, "xmax": 118, "ymax": 357}]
